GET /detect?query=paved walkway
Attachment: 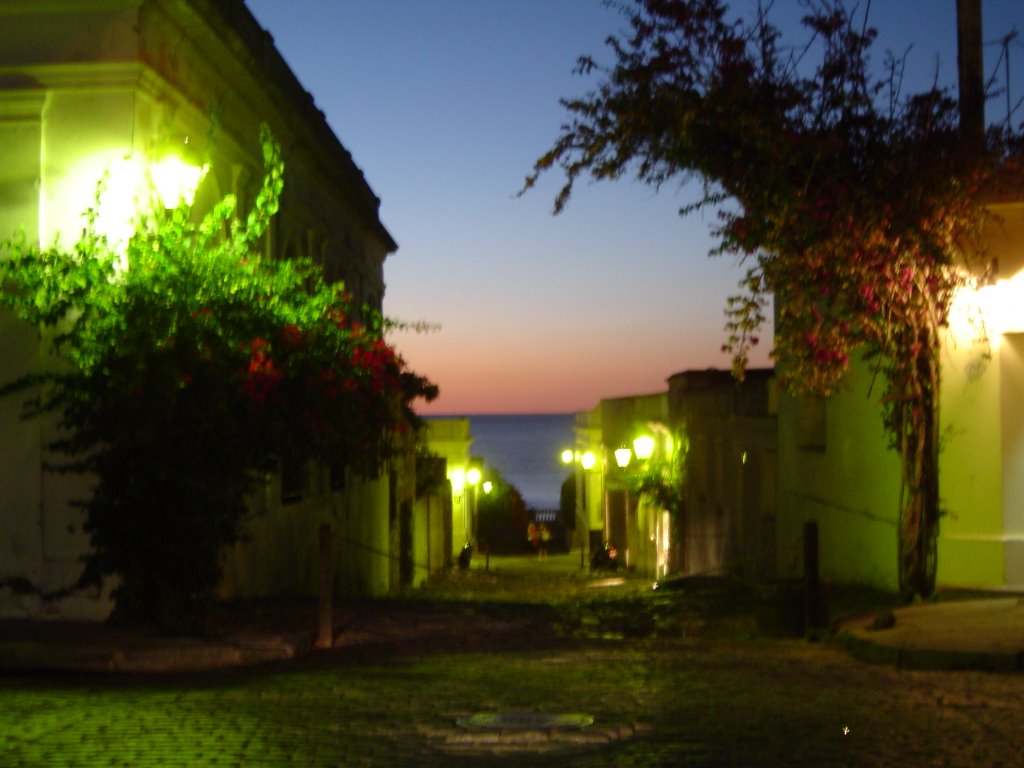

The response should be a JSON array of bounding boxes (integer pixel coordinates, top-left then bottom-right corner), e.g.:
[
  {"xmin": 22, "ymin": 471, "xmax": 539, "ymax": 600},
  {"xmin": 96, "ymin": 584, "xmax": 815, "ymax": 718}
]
[
  {"xmin": 837, "ymin": 595, "xmax": 1024, "ymax": 671},
  {"xmin": 2, "ymin": 553, "xmax": 1023, "ymax": 673}
]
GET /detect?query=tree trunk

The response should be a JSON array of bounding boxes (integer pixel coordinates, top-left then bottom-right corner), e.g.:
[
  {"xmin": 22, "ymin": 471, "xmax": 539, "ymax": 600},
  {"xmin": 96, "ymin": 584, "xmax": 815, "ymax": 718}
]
[{"xmin": 897, "ymin": 340, "xmax": 941, "ymax": 600}]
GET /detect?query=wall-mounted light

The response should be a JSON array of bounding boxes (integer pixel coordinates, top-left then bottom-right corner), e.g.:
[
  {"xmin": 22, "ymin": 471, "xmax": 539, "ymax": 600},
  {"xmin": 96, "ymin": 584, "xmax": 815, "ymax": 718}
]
[
  {"xmin": 466, "ymin": 467, "xmax": 482, "ymax": 486},
  {"xmin": 614, "ymin": 447, "xmax": 632, "ymax": 468},
  {"xmin": 561, "ymin": 449, "xmax": 574, "ymax": 465},
  {"xmin": 450, "ymin": 468, "xmax": 466, "ymax": 496},
  {"xmin": 633, "ymin": 435, "xmax": 655, "ymax": 461},
  {"xmin": 150, "ymin": 154, "xmax": 206, "ymax": 209},
  {"xmin": 482, "ymin": 480, "xmax": 493, "ymax": 494},
  {"xmin": 581, "ymin": 451, "xmax": 597, "ymax": 471}
]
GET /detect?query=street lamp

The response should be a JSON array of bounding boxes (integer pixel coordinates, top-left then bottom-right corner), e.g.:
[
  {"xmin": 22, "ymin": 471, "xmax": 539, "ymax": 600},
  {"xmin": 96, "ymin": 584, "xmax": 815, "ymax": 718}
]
[
  {"xmin": 150, "ymin": 154, "xmax": 206, "ymax": 209},
  {"xmin": 466, "ymin": 464, "xmax": 483, "ymax": 545},
  {"xmin": 633, "ymin": 435, "xmax": 655, "ymax": 461},
  {"xmin": 614, "ymin": 446, "xmax": 632, "ymax": 469},
  {"xmin": 561, "ymin": 445, "xmax": 599, "ymax": 569}
]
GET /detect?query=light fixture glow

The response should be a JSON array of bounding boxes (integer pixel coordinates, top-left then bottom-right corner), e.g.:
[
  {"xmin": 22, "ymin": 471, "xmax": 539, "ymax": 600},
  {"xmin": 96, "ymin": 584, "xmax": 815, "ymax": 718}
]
[
  {"xmin": 450, "ymin": 468, "xmax": 465, "ymax": 495},
  {"xmin": 150, "ymin": 155, "xmax": 206, "ymax": 208},
  {"xmin": 561, "ymin": 449, "xmax": 574, "ymax": 464},
  {"xmin": 94, "ymin": 156, "xmax": 146, "ymax": 256},
  {"xmin": 633, "ymin": 435, "xmax": 655, "ymax": 461},
  {"xmin": 466, "ymin": 467, "xmax": 482, "ymax": 486},
  {"xmin": 614, "ymin": 447, "xmax": 632, "ymax": 468},
  {"xmin": 581, "ymin": 451, "xmax": 596, "ymax": 470},
  {"xmin": 482, "ymin": 481, "xmax": 493, "ymax": 494}
]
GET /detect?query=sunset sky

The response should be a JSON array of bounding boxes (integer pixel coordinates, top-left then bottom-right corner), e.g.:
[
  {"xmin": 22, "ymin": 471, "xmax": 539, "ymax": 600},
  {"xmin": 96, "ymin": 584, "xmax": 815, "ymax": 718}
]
[{"xmin": 245, "ymin": 0, "xmax": 1023, "ymax": 415}]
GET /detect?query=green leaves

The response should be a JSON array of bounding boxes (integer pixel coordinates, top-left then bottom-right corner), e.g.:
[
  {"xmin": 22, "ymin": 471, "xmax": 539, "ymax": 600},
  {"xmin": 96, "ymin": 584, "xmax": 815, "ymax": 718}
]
[{"xmin": 0, "ymin": 127, "xmax": 436, "ymax": 624}]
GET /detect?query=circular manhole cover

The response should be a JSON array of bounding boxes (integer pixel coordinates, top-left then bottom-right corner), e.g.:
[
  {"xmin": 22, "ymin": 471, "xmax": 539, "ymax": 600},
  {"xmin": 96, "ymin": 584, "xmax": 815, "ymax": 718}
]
[{"xmin": 456, "ymin": 712, "xmax": 594, "ymax": 732}]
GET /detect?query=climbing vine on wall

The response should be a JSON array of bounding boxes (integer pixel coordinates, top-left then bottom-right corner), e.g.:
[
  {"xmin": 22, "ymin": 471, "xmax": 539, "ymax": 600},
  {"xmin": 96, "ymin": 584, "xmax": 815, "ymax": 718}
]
[{"xmin": 524, "ymin": 0, "xmax": 1022, "ymax": 598}]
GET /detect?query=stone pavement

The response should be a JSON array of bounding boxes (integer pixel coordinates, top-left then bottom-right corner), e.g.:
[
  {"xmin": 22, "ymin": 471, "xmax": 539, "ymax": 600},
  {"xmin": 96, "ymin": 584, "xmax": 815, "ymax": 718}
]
[
  {"xmin": 1, "ymin": 553, "xmax": 1023, "ymax": 673},
  {"xmin": 3, "ymin": 558, "xmax": 1024, "ymax": 766},
  {"xmin": 837, "ymin": 594, "xmax": 1024, "ymax": 672}
]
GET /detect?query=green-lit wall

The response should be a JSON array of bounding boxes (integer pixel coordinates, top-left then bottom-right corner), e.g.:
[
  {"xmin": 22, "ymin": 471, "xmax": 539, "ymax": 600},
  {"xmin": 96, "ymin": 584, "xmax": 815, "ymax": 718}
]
[
  {"xmin": 777, "ymin": 362, "xmax": 901, "ymax": 591},
  {"xmin": 776, "ymin": 202, "xmax": 1024, "ymax": 591},
  {"xmin": 936, "ymin": 315, "xmax": 1005, "ymax": 587}
]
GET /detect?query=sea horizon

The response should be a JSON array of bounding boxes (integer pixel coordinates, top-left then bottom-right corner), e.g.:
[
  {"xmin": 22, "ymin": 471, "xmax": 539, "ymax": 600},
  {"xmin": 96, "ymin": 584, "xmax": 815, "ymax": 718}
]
[{"xmin": 426, "ymin": 413, "xmax": 575, "ymax": 511}]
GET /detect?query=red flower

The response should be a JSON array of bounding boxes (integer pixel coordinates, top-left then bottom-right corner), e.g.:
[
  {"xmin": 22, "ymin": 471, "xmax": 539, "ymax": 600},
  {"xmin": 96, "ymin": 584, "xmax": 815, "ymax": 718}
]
[{"xmin": 280, "ymin": 324, "xmax": 302, "ymax": 347}]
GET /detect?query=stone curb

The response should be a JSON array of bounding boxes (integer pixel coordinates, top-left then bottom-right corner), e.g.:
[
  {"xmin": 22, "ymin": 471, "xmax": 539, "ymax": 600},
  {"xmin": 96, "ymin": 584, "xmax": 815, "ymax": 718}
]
[
  {"xmin": 0, "ymin": 629, "xmax": 315, "ymax": 674},
  {"xmin": 836, "ymin": 630, "xmax": 1024, "ymax": 673}
]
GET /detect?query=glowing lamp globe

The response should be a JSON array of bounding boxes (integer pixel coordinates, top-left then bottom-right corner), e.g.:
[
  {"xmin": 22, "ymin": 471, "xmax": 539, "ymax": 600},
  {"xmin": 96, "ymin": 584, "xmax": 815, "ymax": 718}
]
[
  {"xmin": 614, "ymin": 447, "xmax": 632, "ymax": 468},
  {"xmin": 450, "ymin": 468, "xmax": 466, "ymax": 495},
  {"xmin": 150, "ymin": 155, "xmax": 206, "ymax": 208},
  {"xmin": 633, "ymin": 435, "xmax": 655, "ymax": 461}
]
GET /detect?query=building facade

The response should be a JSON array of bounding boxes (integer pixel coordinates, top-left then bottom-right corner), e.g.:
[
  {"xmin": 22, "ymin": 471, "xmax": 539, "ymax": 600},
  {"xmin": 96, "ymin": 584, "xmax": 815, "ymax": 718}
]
[
  {"xmin": 775, "ymin": 201, "xmax": 1024, "ymax": 592},
  {"xmin": 0, "ymin": 0, "xmax": 417, "ymax": 618},
  {"xmin": 668, "ymin": 368, "xmax": 777, "ymax": 582}
]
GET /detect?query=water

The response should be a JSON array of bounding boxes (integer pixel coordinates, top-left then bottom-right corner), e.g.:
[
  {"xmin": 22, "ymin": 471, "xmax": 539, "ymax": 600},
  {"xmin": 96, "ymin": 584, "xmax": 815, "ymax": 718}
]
[{"xmin": 456, "ymin": 413, "xmax": 575, "ymax": 511}]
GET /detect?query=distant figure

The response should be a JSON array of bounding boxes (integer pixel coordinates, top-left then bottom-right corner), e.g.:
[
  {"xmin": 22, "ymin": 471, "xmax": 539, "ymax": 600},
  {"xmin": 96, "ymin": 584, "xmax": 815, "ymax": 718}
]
[
  {"xmin": 458, "ymin": 543, "xmax": 472, "ymax": 570},
  {"xmin": 527, "ymin": 522, "xmax": 540, "ymax": 556},
  {"xmin": 590, "ymin": 542, "xmax": 619, "ymax": 572},
  {"xmin": 539, "ymin": 523, "xmax": 551, "ymax": 560}
]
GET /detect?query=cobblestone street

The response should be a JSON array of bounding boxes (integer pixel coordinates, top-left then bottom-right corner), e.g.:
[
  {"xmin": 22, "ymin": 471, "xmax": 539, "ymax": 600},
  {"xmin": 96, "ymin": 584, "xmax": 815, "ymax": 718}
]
[{"xmin": 3, "ymin": 561, "xmax": 1024, "ymax": 767}]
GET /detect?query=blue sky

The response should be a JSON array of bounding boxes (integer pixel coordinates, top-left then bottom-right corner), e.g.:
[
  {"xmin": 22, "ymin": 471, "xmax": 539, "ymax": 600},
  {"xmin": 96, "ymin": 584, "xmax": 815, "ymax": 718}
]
[{"xmin": 245, "ymin": 0, "xmax": 1023, "ymax": 414}]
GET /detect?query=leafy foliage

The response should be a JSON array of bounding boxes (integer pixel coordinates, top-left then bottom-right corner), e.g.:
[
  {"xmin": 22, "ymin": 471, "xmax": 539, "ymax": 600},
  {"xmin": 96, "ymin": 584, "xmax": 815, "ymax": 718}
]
[
  {"xmin": 525, "ymin": 0, "xmax": 1022, "ymax": 598},
  {"xmin": 0, "ymin": 127, "xmax": 436, "ymax": 625},
  {"xmin": 631, "ymin": 428, "xmax": 688, "ymax": 524},
  {"xmin": 475, "ymin": 470, "xmax": 529, "ymax": 554}
]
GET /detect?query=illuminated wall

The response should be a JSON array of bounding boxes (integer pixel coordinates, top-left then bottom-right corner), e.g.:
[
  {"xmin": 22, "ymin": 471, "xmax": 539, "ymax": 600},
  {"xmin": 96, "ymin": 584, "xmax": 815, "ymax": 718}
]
[
  {"xmin": 776, "ymin": 363, "xmax": 902, "ymax": 591},
  {"xmin": 938, "ymin": 202, "xmax": 1024, "ymax": 587},
  {"xmin": 775, "ymin": 201, "xmax": 1024, "ymax": 591},
  {"xmin": 0, "ymin": 0, "xmax": 403, "ymax": 617},
  {"xmin": 424, "ymin": 418, "xmax": 474, "ymax": 559}
]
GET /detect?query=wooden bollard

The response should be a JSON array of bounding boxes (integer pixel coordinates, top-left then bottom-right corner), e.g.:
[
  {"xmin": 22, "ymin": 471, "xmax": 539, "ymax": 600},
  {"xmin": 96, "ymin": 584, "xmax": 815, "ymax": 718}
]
[{"xmin": 316, "ymin": 523, "xmax": 333, "ymax": 649}]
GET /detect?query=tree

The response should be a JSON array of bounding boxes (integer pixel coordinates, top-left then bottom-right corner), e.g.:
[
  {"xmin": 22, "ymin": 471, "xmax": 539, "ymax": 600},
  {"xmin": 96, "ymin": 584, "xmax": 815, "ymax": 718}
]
[
  {"xmin": 476, "ymin": 470, "xmax": 529, "ymax": 554},
  {"xmin": 0, "ymin": 128, "xmax": 436, "ymax": 625},
  {"xmin": 524, "ymin": 0, "xmax": 1022, "ymax": 599}
]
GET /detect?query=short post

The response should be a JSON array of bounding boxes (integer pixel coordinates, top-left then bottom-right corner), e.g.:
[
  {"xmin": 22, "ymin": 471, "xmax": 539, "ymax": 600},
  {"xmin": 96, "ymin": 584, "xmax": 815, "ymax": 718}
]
[
  {"xmin": 316, "ymin": 523, "xmax": 333, "ymax": 649},
  {"xmin": 803, "ymin": 521, "xmax": 820, "ymax": 631}
]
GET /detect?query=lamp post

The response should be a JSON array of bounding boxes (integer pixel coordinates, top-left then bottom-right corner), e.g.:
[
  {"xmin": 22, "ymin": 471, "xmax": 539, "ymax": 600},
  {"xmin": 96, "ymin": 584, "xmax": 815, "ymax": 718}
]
[
  {"xmin": 562, "ymin": 447, "xmax": 600, "ymax": 569},
  {"xmin": 466, "ymin": 465, "xmax": 482, "ymax": 546},
  {"xmin": 560, "ymin": 448, "xmax": 580, "ymax": 567}
]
